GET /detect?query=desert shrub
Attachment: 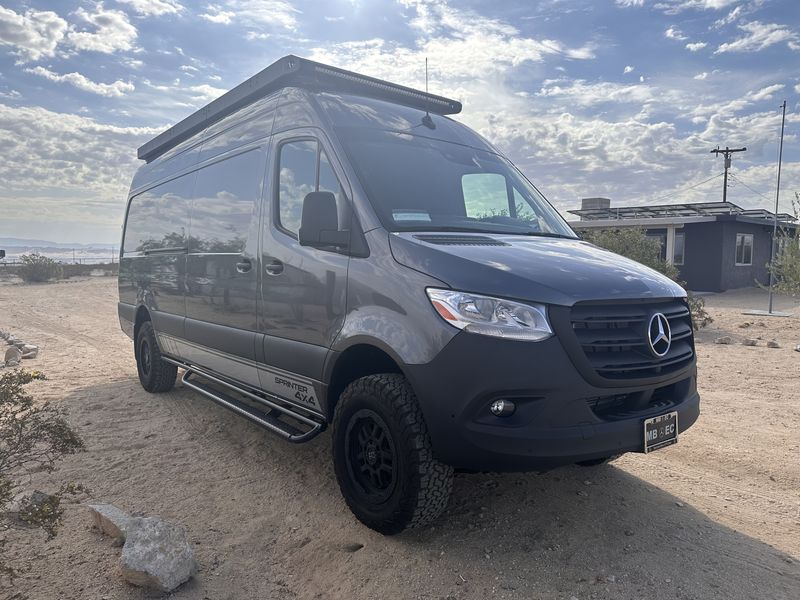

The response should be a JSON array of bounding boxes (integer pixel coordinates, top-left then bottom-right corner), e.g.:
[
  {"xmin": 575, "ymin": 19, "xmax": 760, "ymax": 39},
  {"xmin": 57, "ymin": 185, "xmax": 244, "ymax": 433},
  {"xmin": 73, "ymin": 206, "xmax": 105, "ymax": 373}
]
[
  {"xmin": 581, "ymin": 227, "xmax": 711, "ymax": 329},
  {"xmin": 768, "ymin": 198, "xmax": 800, "ymax": 296},
  {"xmin": 0, "ymin": 369, "xmax": 83, "ymax": 540},
  {"xmin": 17, "ymin": 253, "xmax": 63, "ymax": 283}
]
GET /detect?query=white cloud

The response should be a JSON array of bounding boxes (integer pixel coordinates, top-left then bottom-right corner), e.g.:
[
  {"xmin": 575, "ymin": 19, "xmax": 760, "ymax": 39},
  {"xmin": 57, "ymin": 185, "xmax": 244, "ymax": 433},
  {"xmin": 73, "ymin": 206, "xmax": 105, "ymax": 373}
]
[
  {"xmin": 537, "ymin": 79, "xmax": 660, "ymax": 107},
  {"xmin": 715, "ymin": 21, "xmax": 799, "ymax": 54},
  {"xmin": 713, "ymin": 5, "xmax": 742, "ymax": 27},
  {"xmin": 654, "ymin": 0, "xmax": 739, "ymax": 15},
  {"xmin": 0, "ymin": 6, "xmax": 67, "ymax": 62},
  {"xmin": 795, "ymin": 83, "xmax": 800, "ymax": 94},
  {"xmin": 747, "ymin": 83, "xmax": 784, "ymax": 101},
  {"xmin": 114, "ymin": 0, "xmax": 184, "ymax": 16},
  {"xmin": 0, "ymin": 89, "xmax": 21, "ymax": 99},
  {"xmin": 26, "ymin": 66, "xmax": 135, "ymax": 97},
  {"xmin": 694, "ymin": 72, "xmax": 709, "ymax": 80},
  {"xmin": 623, "ymin": 65, "xmax": 635, "ymax": 74},
  {"xmin": 200, "ymin": 7, "xmax": 235, "ymax": 24},
  {"xmin": 665, "ymin": 26, "xmax": 688, "ymax": 41},
  {"xmin": 67, "ymin": 6, "xmax": 137, "ymax": 54},
  {"xmin": 188, "ymin": 84, "xmax": 226, "ymax": 101},
  {"xmin": 0, "ymin": 103, "xmax": 161, "ymax": 242},
  {"xmin": 686, "ymin": 41, "xmax": 707, "ymax": 51},
  {"xmin": 615, "ymin": 0, "xmax": 644, "ymax": 6},
  {"xmin": 200, "ymin": 1, "xmax": 299, "ymax": 30}
]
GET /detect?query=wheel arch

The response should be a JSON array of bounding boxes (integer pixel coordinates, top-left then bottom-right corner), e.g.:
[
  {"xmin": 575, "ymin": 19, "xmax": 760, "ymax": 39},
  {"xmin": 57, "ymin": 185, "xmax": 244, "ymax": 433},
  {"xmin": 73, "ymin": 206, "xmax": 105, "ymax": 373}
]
[
  {"xmin": 324, "ymin": 341, "xmax": 407, "ymax": 422},
  {"xmin": 133, "ymin": 304, "xmax": 151, "ymax": 341}
]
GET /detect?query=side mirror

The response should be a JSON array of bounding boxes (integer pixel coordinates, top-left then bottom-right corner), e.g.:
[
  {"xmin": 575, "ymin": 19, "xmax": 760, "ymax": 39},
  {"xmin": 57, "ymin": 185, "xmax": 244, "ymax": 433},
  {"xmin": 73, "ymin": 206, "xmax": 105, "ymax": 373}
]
[{"xmin": 298, "ymin": 191, "xmax": 350, "ymax": 249}]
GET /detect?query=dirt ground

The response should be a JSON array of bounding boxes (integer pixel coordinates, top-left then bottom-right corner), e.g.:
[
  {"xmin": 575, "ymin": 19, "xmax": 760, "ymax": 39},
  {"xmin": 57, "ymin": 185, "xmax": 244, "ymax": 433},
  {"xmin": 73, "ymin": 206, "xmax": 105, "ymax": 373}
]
[{"xmin": 1, "ymin": 277, "xmax": 798, "ymax": 600}]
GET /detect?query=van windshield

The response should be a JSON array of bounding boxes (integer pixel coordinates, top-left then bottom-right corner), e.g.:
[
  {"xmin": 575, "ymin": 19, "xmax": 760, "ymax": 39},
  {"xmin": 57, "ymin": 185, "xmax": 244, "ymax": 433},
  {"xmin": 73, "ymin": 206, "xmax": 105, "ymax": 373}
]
[{"xmin": 337, "ymin": 128, "xmax": 576, "ymax": 238}]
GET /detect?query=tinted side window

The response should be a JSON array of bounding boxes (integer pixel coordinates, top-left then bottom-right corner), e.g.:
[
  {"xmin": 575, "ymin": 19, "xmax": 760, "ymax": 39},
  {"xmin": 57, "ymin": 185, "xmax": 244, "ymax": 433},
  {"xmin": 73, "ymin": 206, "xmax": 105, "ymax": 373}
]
[
  {"xmin": 123, "ymin": 175, "xmax": 193, "ymax": 254},
  {"xmin": 190, "ymin": 150, "xmax": 263, "ymax": 253},
  {"xmin": 278, "ymin": 140, "xmax": 317, "ymax": 235},
  {"xmin": 319, "ymin": 149, "xmax": 348, "ymax": 227},
  {"xmin": 277, "ymin": 140, "xmax": 348, "ymax": 236}
]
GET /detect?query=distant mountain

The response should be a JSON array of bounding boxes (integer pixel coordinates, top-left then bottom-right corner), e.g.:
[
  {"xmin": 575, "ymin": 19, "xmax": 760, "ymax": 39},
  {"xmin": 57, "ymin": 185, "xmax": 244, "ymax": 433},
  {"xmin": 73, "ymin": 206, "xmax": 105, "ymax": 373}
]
[{"xmin": 0, "ymin": 237, "xmax": 115, "ymax": 250}]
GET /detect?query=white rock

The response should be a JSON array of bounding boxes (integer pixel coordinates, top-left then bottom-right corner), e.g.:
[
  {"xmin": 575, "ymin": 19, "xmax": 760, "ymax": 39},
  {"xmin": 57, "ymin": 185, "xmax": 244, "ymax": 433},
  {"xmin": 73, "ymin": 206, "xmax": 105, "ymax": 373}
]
[
  {"xmin": 120, "ymin": 517, "xmax": 196, "ymax": 592},
  {"xmin": 21, "ymin": 344, "xmax": 38, "ymax": 359},
  {"xmin": 88, "ymin": 503, "xmax": 131, "ymax": 545}
]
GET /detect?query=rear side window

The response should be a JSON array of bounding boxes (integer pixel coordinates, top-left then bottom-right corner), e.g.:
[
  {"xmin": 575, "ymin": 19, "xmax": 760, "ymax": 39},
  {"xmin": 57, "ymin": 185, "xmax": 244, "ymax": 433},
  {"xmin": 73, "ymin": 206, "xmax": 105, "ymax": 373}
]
[
  {"xmin": 277, "ymin": 139, "xmax": 346, "ymax": 236},
  {"xmin": 190, "ymin": 149, "xmax": 263, "ymax": 253},
  {"xmin": 123, "ymin": 174, "xmax": 193, "ymax": 254}
]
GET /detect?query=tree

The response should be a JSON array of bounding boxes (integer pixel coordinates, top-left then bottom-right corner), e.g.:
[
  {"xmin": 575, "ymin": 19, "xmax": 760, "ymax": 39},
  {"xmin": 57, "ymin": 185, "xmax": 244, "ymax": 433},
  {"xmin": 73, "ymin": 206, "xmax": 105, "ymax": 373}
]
[{"xmin": 768, "ymin": 195, "xmax": 800, "ymax": 296}]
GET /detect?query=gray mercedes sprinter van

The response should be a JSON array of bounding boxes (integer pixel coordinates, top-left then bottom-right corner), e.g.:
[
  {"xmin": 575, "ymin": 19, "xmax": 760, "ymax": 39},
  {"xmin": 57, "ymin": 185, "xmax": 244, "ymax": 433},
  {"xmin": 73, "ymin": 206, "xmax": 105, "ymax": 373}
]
[{"xmin": 119, "ymin": 55, "xmax": 699, "ymax": 534}]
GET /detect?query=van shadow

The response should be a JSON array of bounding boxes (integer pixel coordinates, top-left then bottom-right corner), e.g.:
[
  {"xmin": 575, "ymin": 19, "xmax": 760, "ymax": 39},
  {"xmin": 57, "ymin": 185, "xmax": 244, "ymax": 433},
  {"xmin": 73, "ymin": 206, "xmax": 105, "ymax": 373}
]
[
  {"xmin": 58, "ymin": 378, "xmax": 800, "ymax": 600},
  {"xmin": 399, "ymin": 465, "xmax": 800, "ymax": 599}
]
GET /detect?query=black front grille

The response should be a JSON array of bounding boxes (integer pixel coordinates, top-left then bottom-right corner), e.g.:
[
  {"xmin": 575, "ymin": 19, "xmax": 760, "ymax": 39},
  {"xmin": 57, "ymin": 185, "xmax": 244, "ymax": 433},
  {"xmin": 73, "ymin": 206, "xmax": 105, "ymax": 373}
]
[{"xmin": 571, "ymin": 300, "xmax": 694, "ymax": 380}]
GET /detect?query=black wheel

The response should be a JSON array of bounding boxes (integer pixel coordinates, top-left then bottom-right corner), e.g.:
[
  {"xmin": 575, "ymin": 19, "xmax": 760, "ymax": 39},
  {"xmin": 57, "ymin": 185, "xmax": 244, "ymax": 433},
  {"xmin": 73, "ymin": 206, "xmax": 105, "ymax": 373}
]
[
  {"xmin": 135, "ymin": 320, "xmax": 177, "ymax": 393},
  {"xmin": 576, "ymin": 454, "xmax": 622, "ymax": 467},
  {"xmin": 332, "ymin": 374, "xmax": 453, "ymax": 535}
]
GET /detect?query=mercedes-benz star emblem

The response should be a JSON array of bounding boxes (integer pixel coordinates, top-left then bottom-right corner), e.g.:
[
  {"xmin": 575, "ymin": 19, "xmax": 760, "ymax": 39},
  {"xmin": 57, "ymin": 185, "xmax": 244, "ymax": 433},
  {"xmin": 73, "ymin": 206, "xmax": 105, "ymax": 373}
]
[{"xmin": 647, "ymin": 313, "xmax": 672, "ymax": 358}]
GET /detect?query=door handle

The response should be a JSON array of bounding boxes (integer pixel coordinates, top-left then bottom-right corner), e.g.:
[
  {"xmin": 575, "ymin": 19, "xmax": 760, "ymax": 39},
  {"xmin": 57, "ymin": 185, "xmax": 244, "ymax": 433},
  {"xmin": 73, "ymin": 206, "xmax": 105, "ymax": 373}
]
[
  {"xmin": 236, "ymin": 259, "xmax": 252, "ymax": 273},
  {"xmin": 264, "ymin": 259, "xmax": 284, "ymax": 276}
]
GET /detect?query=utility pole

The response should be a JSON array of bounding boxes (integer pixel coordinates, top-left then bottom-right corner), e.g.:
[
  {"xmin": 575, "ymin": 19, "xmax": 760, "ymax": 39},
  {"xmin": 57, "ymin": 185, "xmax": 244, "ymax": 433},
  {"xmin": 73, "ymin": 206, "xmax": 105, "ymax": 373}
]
[
  {"xmin": 710, "ymin": 146, "xmax": 747, "ymax": 203},
  {"xmin": 767, "ymin": 99, "xmax": 787, "ymax": 314}
]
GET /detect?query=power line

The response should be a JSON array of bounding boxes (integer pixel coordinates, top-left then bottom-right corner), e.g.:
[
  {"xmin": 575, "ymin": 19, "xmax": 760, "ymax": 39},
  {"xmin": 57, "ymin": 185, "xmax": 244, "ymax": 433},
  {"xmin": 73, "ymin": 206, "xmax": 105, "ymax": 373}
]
[
  {"xmin": 728, "ymin": 173, "xmax": 771, "ymax": 201},
  {"xmin": 647, "ymin": 172, "xmax": 724, "ymax": 204}
]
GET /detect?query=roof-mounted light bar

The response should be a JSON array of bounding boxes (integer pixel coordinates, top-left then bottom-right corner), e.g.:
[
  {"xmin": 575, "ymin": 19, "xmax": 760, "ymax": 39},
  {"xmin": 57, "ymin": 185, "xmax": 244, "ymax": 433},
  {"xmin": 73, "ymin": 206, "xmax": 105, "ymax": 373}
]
[{"xmin": 137, "ymin": 55, "xmax": 462, "ymax": 163}]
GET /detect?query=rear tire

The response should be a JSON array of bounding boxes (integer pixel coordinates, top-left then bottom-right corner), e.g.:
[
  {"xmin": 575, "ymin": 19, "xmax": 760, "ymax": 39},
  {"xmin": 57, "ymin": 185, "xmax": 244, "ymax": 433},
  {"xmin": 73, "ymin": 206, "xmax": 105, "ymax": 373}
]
[
  {"xmin": 135, "ymin": 320, "xmax": 177, "ymax": 393},
  {"xmin": 332, "ymin": 374, "xmax": 453, "ymax": 535}
]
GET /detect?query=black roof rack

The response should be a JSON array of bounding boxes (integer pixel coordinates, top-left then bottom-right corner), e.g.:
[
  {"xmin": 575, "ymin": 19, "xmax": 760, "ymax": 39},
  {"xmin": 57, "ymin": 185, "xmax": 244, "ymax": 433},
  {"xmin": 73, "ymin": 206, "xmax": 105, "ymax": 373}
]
[{"xmin": 137, "ymin": 54, "xmax": 462, "ymax": 163}]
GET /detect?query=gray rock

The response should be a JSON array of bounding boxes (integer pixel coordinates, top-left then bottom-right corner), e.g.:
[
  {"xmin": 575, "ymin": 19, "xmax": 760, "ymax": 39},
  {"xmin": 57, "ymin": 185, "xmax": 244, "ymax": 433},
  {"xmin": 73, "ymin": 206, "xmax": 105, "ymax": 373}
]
[
  {"xmin": 742, "ymin": 338, "xmax": 757, "ymax": 346},
  {"xmin": 4, "ymin": 346, "xmax": 21, "ymax": 365},
  {"xmin": 88, "ymin": 503, "xmax": 131, "ymax": 545},
  {"xmin": 766, "ymin": 340, "xmax": 780, "ymax": 349},
  {"xmin": 21, "ymin": 344, "xmax": 38, "ymax": 359},
  {"xmin": 714, "ymin": 336, "xmax": 732, "ymax": 345},
  {"xmin": 120, "ymin": 517, "xmax": 196, "ymax": 592}
]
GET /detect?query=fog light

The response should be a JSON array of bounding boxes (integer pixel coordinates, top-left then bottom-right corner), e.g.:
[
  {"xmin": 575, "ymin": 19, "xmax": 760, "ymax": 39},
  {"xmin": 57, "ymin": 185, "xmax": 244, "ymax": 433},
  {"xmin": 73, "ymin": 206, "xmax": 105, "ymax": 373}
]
[{"xmin": 489, "ymin": 399, "xmax": 515, "ymax": 417}]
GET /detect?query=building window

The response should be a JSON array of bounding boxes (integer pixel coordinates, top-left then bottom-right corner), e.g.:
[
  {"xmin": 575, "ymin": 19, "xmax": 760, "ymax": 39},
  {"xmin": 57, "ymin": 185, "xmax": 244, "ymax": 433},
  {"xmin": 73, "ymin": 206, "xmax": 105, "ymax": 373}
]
[
  {"xmin": 673, "ymin": 232, "xmax": 685, "ymax": 266},
  {"xmin": 735, "ymin": 233, "xmax": 753, "ymax": 266}
]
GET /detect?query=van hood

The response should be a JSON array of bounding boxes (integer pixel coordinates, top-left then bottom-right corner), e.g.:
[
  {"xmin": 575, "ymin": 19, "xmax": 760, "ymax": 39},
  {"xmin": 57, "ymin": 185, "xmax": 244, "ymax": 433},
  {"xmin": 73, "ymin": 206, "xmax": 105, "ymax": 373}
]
[{"xmin": 388, "ymin": 232, "xmax": 685, "ymax": 306}]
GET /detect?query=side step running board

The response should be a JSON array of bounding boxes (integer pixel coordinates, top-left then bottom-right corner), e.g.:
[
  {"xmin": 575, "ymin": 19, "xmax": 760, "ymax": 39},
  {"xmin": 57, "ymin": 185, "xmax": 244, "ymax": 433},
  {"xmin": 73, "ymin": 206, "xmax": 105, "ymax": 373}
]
[{"xmin": 165, "ymin": 359, "xmax": 324, "ymax": 443}]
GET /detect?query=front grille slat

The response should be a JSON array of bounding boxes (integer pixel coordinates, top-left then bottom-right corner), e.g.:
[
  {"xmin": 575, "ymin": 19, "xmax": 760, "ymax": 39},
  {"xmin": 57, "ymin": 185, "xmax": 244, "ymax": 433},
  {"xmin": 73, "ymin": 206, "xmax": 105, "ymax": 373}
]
[{"xmin": 571, "ymin": 299, "xmax": 695, "ymax": 380}]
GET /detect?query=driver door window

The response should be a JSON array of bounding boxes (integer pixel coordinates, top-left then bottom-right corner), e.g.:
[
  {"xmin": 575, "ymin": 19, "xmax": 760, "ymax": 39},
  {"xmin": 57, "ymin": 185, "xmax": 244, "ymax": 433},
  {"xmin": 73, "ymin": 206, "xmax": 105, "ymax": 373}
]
[{"xmin": 277, "ymin": 139, "xmax": 346, "ymax": 237}]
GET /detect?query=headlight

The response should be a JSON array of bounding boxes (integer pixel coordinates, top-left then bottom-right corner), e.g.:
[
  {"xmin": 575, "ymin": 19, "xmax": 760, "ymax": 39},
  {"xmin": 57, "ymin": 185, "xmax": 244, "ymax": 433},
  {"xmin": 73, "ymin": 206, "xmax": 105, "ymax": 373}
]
[{"xmin": 426, "ymin": 288, "xmax": 553, "ymax": 341}]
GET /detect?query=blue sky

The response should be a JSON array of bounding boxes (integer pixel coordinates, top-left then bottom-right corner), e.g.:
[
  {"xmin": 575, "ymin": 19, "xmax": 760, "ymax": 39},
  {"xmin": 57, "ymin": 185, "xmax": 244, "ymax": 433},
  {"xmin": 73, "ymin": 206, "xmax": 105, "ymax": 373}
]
[{"xmin": 0, "ymin": 0, "xmax": 798, "ymax": 244}]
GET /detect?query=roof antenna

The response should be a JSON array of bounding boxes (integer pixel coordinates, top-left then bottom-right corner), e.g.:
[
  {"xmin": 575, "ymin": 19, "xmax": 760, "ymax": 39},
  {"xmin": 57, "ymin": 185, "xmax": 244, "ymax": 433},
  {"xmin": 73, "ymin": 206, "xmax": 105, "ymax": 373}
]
[{"xmin": 421, "ymin": 57, "xmax": 435, "ymax": 129}]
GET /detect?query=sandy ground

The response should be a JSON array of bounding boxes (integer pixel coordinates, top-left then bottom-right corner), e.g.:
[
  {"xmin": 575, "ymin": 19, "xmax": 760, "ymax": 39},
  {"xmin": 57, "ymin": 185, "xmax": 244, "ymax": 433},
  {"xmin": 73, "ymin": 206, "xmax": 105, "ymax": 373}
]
[{"xmin": 1, "ymin": 276, "xmax": 799, "ymax": 600}]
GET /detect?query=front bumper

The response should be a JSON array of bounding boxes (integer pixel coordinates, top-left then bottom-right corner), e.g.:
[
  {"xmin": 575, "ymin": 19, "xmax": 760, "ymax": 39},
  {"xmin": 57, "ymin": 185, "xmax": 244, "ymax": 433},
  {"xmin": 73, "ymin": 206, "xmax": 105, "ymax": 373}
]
[{"xmin": 405, "ymin": 331, "xmax": 699, "ymax": 472}]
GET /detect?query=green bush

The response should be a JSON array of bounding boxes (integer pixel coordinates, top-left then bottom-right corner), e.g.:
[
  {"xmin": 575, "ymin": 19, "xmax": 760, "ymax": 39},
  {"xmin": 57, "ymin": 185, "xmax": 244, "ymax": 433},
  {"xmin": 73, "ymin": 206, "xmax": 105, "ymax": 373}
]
[
  {"xmin": 768, "ymin": 197, "xmax": 800, "ymax": 296},
  {"xmin": 580, "ymin": 227, "xmax": 712, "ymax": 329},
  {"xmin": 0, "ymin": 370, "xmax": 83, "ymax": 541},
  {"xmin": 17, "ymin": 253, "xmax": 63, "ymax": 283}
]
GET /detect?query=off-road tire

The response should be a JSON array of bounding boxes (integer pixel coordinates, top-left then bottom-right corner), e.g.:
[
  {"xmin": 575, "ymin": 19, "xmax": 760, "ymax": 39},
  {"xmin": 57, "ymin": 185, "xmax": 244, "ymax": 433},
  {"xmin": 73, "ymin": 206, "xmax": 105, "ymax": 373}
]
[
  {"xmin": 576, "ymin": 454, "xmax": 622, "ymax": 467},
  {"xmin": 135, "ymin": 320, "xmax": 177, "ymax": 393},
  {"xmin": 332, "ymin": 374, "xmax": 453, "ymax": 535}
]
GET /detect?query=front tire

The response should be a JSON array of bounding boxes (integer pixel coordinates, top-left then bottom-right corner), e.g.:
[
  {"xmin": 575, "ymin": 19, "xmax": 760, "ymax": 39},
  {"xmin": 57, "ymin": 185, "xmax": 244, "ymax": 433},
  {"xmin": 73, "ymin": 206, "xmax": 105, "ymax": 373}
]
[
  {"xmin": 332, "ymin": 374, "xmax": 453, "ymax": 535},
  {"xmin": 135, "ymin": 321, "xmax": 177, "ymax": 393}
]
